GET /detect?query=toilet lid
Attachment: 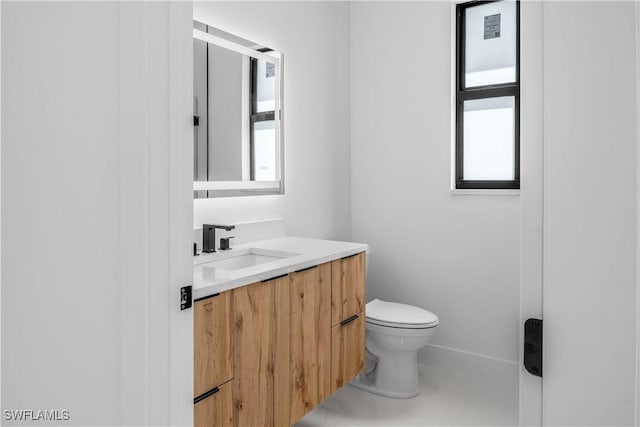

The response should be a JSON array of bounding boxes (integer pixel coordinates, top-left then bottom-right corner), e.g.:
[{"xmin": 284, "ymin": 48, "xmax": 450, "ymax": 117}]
[{"xmin": 365, "ymin": 299, "xmax": 439, "ymax": 328}]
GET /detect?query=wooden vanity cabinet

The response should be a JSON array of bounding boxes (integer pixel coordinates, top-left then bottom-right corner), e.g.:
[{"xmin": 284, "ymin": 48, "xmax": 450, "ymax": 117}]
[
  {"xmin": 330, "ymin": 253, "xmax": 366, "ymax": 393},
  {"xmin": 194, "ymin": 291, "xmax": 234, "ymax": 427},
  {"xmin": 288, "ymin": 264, "xmax": 332, "ymax": 424},
  {"xmin": 193, "ymin": 251, "xmax": 366, "ymax": 427}
]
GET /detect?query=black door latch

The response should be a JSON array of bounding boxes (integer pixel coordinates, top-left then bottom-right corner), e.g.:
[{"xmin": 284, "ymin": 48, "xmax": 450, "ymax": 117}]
[
  {"xmin": 180, "ymin": 285, "xmax": 192, "ymax": 310},
  {"xmin": 524, "ymin": 318, "xmax": 542, "ymax": 377}
]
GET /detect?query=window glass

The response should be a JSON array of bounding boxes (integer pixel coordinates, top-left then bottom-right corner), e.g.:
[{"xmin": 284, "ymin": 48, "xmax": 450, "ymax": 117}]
[
  {"xmin": 256, "ymin": 58, "xmax": 276, "ymax": 113},
  {"xmin": 465, "ymin": 0, "xmax": 517, "ymax": 87},
  {"xmin": 463, "ymin": 96, "xmax": 515, "ymax": 180},
  {"xmin": 252, "ymin": 120, "xmax": 277, "ymax": 181}
]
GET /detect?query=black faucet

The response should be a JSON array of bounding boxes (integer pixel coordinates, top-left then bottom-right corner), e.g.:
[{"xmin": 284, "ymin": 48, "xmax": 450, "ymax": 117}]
[{"xmin": 202, "ymin": 224, "xmax": 235, "ymax": 253}]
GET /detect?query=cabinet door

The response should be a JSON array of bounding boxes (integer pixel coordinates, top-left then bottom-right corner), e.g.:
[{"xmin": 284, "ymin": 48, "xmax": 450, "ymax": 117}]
[
  {"xmin": 232, "ymin": 281, "xmax": 273, "ymax": 427},
  {"xmin": 289, "ymin": 263, "xmax": 331, "ymax": 424},
  {"xmin": 232, "ymin": 281, "xmax": 274, "ymax": 427},
  {"xmin": 194, "ymin": 292, "xmax": 233, "ymax": 398},
  {"xmin": 194, "ymin": 380, "xmax": 233, "ymax": 427},
  {"xmin": 232, "ymin": 276, "xmax": 291, "ymax": 427},
  {"xmin": 331, "ymin": 313, "xmax": 365, "ymax": 393},
  {"xmin": 331, "ymin": 252, "xmax": 365, "ymax": 326}
]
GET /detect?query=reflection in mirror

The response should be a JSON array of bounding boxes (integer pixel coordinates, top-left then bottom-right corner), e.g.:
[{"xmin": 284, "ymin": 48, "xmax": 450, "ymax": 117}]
[{"xmin": 193, "ymin": 21, "xmax": 283, "ymax": 198}]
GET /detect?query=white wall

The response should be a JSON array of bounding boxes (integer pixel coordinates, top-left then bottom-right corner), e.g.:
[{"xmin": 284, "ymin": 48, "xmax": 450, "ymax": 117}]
[
  {"xmin": 2, "ymin": 3, "xmax": 193, "ymax": 425},
  {"xmin": 192, "ymin": 2, "xmax": 352, "ymax": 241},
  {"xmin": 542, "ymin": 2, "xmax": 637, "ymax": 425},
  {"xmin": 350, "ymin": 2, "xmax": 520, "ymax": 364}
]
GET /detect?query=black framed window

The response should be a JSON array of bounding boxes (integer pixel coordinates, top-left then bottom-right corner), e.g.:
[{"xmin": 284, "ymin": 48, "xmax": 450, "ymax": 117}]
[
  {"xmin": 456, "ymin": 0, "xmax": 520, "ymax": 189},
  {"xmin": 249, "ymin": 53, "xmax": 278, "ymax": 181}
]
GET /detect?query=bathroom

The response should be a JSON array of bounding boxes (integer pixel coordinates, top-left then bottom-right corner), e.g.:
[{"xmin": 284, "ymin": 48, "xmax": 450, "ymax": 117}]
[{"xmin": 1, "ymin": 1, "xmax": 638, "ymax": 426}]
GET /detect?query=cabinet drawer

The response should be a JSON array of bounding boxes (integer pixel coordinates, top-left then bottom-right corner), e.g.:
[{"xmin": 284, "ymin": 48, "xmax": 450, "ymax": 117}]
[
  {"xmin": 194, "ymin": 380, "xmax": 233, "ymax": 427},
  {"xmin": 331, "ymin": 252, "xmax": 365, "ymax": 326},
  {"xmin": 194, "ymin": 292, "xmax": 233, "ymax": 398},
  {"xmin": 331, "ymin": 313, "xmax": 365, "ymax": 393}
]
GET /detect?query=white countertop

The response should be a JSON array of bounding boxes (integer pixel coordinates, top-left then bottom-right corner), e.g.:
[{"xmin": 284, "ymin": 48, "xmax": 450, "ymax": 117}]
[{"xmin": 193, "ymin": 236, "xmax": 368, "ymax": 300}]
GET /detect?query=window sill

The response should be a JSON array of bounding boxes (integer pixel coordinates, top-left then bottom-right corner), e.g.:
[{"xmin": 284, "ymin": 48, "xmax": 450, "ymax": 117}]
[{"xmin": 450, "ymin": 189, "xmax": 520, "ymax": 196}]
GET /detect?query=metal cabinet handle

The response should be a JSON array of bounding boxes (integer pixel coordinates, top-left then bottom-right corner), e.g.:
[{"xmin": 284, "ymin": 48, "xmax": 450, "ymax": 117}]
[
  {"xmin": 294, "ymin": 265, "xmax": 318, "ymax": 274},
  {"xmin": 194, "ymin": 386, "xmax": 220, "ymax": 404},
  {"xmin": 340, "ymin": 314, "xmax": 360, "ymax": 326},
  {"xmin": 194, "ymin": 292, "xmax": 220, "ymax": 303},
  {"xmin": 261, "ymin": 273, "xmax": 288, "ymax": 283}
]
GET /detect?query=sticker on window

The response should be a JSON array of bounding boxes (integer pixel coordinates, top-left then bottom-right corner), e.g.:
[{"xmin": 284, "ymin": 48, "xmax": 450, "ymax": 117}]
[
  {"xmin": 266, "ymin": 63, "xmax": 275, "ymax": 78},
  {"xmin": 484, "ymin": 14, "xmax": 501, "ymax": 39}
]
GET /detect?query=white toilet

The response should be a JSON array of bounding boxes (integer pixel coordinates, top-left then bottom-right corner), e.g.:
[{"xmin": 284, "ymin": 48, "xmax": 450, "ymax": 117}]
[{"xmin": 350, "ymin": 298, "xmax": 439, "ymax": 398}]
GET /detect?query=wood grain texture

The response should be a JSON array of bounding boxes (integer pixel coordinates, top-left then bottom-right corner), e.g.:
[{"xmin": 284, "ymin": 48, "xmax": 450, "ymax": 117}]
[
  {"xmin": 194, "ymin": 380, "xmax": 234, "ymax": 427},
  {"xmin": 331, "ymin": 314, "xmax": 365, "ymax": 394},
  {"xmin": 331, "ymin": 253, "xmax": 366, "ymax": 326},
  {"xmin": 194, "ymin": 292, "xmax": 233, "ymax": 398},
  {"xmin": 273, "ymin": 276, "xmax": 291, "ymax": 427},
  {"xmin": 317, "ymin": 263, "xmax": 332, "ymax": 403},
  {"xmin": 289, "ymin": 263, "xmax": 331, "ymax": 424},
  {"xmin": 232, "ymin": 281, "xmax": 275, "ymax": 427}
]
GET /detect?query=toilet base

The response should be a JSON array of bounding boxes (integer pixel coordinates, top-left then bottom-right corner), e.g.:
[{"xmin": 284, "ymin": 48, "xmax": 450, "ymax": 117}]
[{"xmin": 348, "ymin": 373, "xmax": 420, "ymax": 399}]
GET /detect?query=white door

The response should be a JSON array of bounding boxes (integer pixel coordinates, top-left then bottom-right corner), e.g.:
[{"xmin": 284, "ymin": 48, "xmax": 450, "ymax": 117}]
[
  {"xmin": 1, "ymin": 2, "xmax": 194, "ymax": 425},
  {"xmin": 519, "ymin": 1, "xmax": 639, "ymax": 425},
  {"xmin": 540, "ymin": 1, "xmax": 638, "ymax": 425}
]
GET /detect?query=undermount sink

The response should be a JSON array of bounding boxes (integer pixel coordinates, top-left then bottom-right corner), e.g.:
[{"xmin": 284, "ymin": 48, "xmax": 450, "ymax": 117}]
[{"xmin": 201, "ymin": 248, "xmax": 299, "ymax": 272}]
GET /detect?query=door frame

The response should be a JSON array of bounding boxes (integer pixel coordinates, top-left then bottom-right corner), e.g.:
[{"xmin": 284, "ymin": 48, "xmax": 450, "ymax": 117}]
[
  {"xmin": 636, "ymin": 2, "xmax": 640, "ymax": 424},
  {"xmin": 167, "ymin": 2, "xmax": 195, "ymax": 425},
  {"xmin": 118, "ymin": 3, "xmax": 193, "ymax": 425},
  {"xmin": 518, "ymin": 1, "xmax": 543, "ymax": 425}
]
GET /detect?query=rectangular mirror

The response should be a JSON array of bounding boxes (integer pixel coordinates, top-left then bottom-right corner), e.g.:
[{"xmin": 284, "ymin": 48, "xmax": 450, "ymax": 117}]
[{"xmin": 193, "ymin": 21, "xmax": 284, "ymax": 198}]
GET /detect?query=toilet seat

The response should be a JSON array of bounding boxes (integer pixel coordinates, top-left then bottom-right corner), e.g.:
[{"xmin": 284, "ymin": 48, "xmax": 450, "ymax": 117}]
[{"xmin": 365, "ymin": 299, "xmax": 439, "ymax": 329}]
